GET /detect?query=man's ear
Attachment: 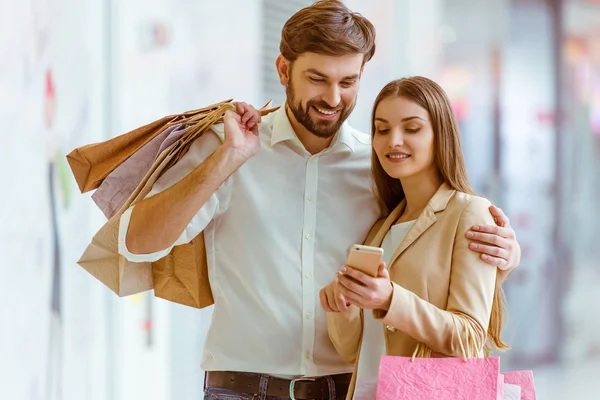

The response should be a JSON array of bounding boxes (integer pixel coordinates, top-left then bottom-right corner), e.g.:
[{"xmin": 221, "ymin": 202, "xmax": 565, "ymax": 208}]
[{"xmin": 276, "ymin": 55, "xmax": 292, "ymax": 87}]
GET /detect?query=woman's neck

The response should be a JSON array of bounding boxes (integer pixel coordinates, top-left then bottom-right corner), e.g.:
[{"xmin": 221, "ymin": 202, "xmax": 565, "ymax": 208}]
[{"xmin": 397, "ymin": 167, "xmax": 444, "ymax": 223}]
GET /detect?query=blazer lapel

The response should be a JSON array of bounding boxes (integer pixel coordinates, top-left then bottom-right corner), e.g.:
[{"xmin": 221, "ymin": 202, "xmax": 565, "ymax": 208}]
[
  {"xmin": 387, "ymin": 208, "xmax": 437, "ymax": 269},
  {"xmin": 367, "ymin": 202, "xmax": 406, "ymax": 248},
  {"xmin": 386, "ymin": 183, "xmax": 456, "ymax": 270}
]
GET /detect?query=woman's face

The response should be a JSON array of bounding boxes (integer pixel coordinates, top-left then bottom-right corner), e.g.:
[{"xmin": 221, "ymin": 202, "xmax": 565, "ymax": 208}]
[{"xmin": 373, "ymin": 96, "xmax": 436, "ymax": 181}]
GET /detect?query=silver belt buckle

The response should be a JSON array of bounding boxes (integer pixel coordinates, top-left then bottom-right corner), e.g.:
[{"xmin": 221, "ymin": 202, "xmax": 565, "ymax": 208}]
[{"xmin": 289, "ymin": 377, "xmax": 316, "ymax": 400}]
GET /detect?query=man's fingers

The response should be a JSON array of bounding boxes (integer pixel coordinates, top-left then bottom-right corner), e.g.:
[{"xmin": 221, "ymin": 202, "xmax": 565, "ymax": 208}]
[
  {"xmin": 469, "ymin": 242, "xmax": 509, "ymax": 261},
  {"xmin": 236, "ymin": 102, "xmax": 250, "ymax": 122},
  {"xmin": 234, "ymin": 102, "xmax": 246, "ymax": 114},
  {"xmin": 480, "ymin": 253, "xmax": 510, "ymax": 270},
  {"xmin": 242, "ymin": 112, "xmax": 261, "ymax": 134},
  {"xmin": 467, "ymin": 229, "xmax": 512, "ymax": 245},
  {"xmin": 250, "ymin": 109, "xmax": 262, "ymax": 125},
  {"xmin": 242, "ymin": 110, "xmax": 253, "ymax": 124},
  {"xmin": 471, "ymin": 224, "xmax": 499, "ymax": 235},
  {"xmin": 489, "ymin": 205, "xmax": 510, "ymax": 228},
  {"xmin": 236, "ymin": 102, "xmax": 261, "ymax": 126}
]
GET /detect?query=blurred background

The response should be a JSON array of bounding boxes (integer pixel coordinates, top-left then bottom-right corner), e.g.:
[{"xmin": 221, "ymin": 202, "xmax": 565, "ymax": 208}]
[{"xmin": 1, "ymin": 0, "xmax": 599, "ymax": 399}]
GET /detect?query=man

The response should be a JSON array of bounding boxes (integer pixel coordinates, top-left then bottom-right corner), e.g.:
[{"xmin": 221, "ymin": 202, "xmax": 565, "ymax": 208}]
[{"xmin": 118, "ymin": 1, "xmax": 520, "ymax": 399}]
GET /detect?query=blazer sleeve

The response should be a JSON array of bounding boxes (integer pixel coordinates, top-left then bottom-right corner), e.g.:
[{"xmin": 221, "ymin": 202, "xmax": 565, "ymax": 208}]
[
  {"xmin": 374, "ymin": 197, "xmax": 498, "ymax": 358},
  {"xmin": 327, "ymin": 306, "xmax": 363, "ymax": 363}
]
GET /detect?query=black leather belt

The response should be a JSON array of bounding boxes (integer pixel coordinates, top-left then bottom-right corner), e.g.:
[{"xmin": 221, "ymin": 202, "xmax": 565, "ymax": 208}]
[{"xmin": 205, "ymin": 371, "xmax": 352, "ymax": 399}]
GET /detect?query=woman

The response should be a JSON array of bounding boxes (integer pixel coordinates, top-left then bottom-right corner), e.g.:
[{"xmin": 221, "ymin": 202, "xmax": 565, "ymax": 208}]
[{"xmin": 320, "ymin": 76, "xmax": 508, "ymax": 400}]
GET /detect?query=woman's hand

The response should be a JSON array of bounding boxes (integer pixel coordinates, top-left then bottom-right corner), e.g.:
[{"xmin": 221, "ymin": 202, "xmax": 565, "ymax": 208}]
[
  {"xmin": 337, "ymin": 262, "xmax": 393, "ymax": 311},
  {"xmin": 319, "ymin": 279, "xmax": 350, "ymax": 312}
]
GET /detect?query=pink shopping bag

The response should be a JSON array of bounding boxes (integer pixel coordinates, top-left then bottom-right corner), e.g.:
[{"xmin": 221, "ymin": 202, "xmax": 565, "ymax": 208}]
[
  {"xmin": 377, "ymin": 355, "xmax": 503, "ymax": 400},
  {"xmin": 502, "ymin": 370, "xmax": 536, "ymax": 400}
]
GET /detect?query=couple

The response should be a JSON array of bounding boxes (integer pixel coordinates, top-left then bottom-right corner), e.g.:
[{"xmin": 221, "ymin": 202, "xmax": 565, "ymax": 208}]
[{"xmin": 118, "ymin": 1, "xmax": 518, "ymax": 399}]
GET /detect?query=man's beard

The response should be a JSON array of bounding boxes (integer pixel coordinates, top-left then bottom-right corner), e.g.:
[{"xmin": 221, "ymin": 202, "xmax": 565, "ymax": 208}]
[{"xmin": 286, "ymin": 80, "xmax": 355, "ymax": 139}]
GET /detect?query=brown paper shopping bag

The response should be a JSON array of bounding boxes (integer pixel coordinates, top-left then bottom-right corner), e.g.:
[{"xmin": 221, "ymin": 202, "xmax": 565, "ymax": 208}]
[
  {"xmin": 67, "ymin": 100, "xmax": 237, "ymax": 193},
  {"xmin": 67, "ymin": 115, "xmax": 180, "ymax": 193},
  {"xmin": 77, "ymin": 140, "xmax": 180, "ymax": 297},
  {"xmin": 75, "ymin": 100, "xmax": 277, "ymax": 308}
]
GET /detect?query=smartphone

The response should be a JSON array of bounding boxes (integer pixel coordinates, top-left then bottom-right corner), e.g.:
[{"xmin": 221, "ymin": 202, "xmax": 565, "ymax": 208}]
[{"xmin": 346, "ymin": 244, "xmax": 384, "ymax": 277}]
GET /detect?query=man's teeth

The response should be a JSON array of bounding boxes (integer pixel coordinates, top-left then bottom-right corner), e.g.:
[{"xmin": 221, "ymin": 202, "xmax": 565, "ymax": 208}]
[
  {"xmin": 388, "ymin": 154, "xmax": 410, "ymax": 159},
  {"xmin": 315, "ymin": 107, "xmax": 336, "ymax": 115}
]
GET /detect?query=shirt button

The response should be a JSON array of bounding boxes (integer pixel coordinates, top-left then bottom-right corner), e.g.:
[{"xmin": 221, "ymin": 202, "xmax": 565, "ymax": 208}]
[
  {"xmin": 386, "ymin": 325, "xmax": 396, "ymax": 333},
  {"xmin": 307, "ymin": 195, "xmax": 312, "ymax": 201},
  {"xmin": 305, "ymin": 273, "xmax": 310, "ymax": 279},
  {"xmin": 305, "ymin": 312, "xmax": 311, "ymax": 319},
  {"xmin": 305, "ymin": 233, "xmax": 311, "ymax": 240},
  {"xmin": 305, "ymin": 351, "xmax": 311, "ymax": 359}
]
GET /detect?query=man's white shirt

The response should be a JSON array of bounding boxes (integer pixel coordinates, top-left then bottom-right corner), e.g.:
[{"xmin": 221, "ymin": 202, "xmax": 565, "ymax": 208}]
[{"xmin": 118, "ymin": 105, "xmax": 380, "ymax": 377}]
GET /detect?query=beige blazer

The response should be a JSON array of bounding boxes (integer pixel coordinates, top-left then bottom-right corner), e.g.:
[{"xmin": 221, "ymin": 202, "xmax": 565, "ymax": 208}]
[{"xmin": 327, "ymin": 183, "xmax": 499, "ymax": 399}]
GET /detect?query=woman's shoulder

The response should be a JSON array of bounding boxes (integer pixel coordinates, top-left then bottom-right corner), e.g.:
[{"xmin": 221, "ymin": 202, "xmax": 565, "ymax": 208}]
[
  {"xmin": 451, "ymin": 191, "xmax": 492, "ymax": 206},
  {"xmin": 448, "ymin": 191, "xmax": 493, "ymax": 218}
]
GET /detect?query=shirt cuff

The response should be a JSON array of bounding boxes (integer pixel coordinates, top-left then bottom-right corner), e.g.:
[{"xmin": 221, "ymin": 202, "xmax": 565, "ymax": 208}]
[{"xmin": 118, "ymin": 207, "xmax": 174, "ymax": 263}]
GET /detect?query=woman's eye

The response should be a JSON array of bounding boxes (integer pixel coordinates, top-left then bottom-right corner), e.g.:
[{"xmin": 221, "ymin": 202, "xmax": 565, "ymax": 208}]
[
  {"xmin": 405, "ymin": 128, "xmax": 420, "ymax": 133},
  {"xmin": 376, "ymin": 129, "xmax": 390, "ymax": 135}
]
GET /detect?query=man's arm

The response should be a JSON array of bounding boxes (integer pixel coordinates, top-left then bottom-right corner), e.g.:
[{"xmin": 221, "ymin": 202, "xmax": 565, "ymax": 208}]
[
  {"xmin": 126, "ymin": 145, "xmax": 245, "ymax": 254},
  {"xmin": 125, "ymin": 105, "xmax": 261, "ymax": 255}
]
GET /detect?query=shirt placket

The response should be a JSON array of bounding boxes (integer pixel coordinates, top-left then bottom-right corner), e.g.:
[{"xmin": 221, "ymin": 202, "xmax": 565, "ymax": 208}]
[{"xmin": 301, "ymin": 154, "xmax": 319, "ymax": 375}]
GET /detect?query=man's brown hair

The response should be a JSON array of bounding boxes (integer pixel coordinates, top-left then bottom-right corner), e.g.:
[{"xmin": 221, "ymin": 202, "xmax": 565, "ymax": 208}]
[{"xmin": 280, "ymin": 0, "xmax": 376, "ymax": 64}]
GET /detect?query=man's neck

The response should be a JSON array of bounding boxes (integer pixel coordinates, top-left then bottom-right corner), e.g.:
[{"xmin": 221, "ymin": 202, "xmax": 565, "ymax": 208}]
[{"xmin": 285, "ymin": 106, "xmax": 335, "ymax": 155}]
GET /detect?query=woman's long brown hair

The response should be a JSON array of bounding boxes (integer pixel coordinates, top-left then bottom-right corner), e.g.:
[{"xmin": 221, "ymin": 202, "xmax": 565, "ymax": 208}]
[{"xmin": 371, "ymin": 76, "xmax": 508, "ymax": 355}]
